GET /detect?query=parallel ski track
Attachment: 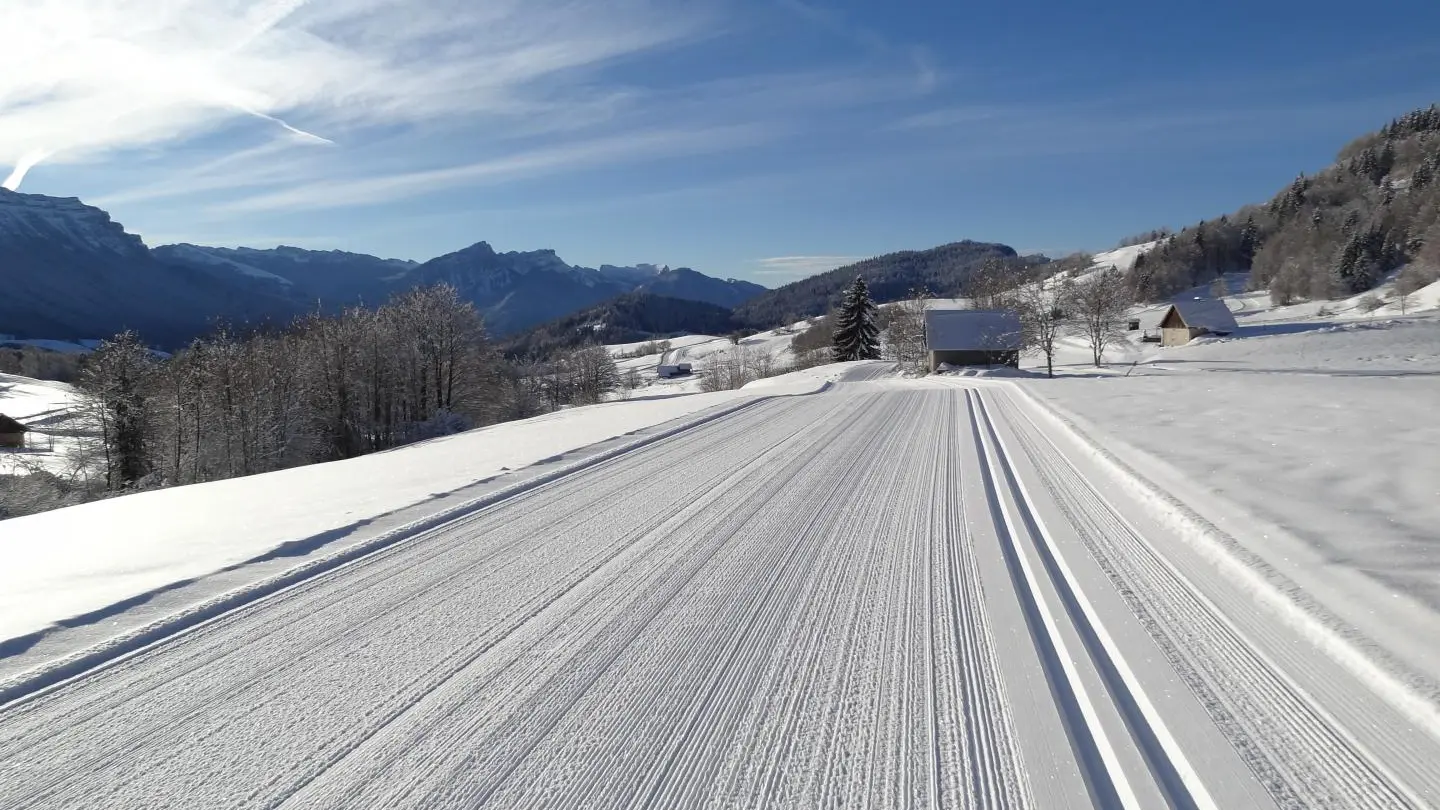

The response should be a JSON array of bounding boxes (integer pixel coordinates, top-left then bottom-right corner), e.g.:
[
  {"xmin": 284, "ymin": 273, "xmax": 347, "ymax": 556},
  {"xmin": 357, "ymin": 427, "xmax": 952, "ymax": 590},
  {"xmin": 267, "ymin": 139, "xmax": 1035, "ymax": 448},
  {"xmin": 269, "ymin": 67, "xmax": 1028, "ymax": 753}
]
[
  {"xmin": 1, "ymin": 382, "xmax": 1427, "ymax": 809},
  {"xmin": 0, "ymin": 390, "xmax": 1036, "ymax": 809},
  {"xmin": 0, "ymin": 396, "xmax": 863, "ymax": 808},
  {"xmin": 981, "ymin": 387, "xmax": 1433, "ymax": 809},
  {"xmin": 967, "ymin": 389, "xmax": 1198, "ymax": 810},
  {"xmin": 930, "ymin": 394, "xmax": 1034, "ymax": 810}
]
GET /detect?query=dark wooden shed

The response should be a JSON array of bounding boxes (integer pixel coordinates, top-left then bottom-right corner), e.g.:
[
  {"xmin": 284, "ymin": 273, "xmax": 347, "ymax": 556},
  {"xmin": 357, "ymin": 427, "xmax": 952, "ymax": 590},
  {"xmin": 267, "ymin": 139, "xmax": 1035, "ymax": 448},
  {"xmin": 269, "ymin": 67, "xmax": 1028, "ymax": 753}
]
[
  {"xmin": 923, "ymin": 309, "xmax": 1023, "ymax": 371},
  {"xmin": 0, "ymin": 414, "xmax": 29, "ymax": 449}
]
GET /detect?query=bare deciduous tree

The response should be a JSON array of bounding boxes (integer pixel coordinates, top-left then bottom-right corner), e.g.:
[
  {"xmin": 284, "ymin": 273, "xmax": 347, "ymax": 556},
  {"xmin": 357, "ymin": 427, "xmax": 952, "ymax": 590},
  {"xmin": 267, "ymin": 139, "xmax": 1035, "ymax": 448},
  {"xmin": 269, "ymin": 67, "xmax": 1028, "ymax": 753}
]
[
  {"xmin": 1394, "ymin": 265, "xmax": 1433, "ymax": 314},
  {"xmin": 618, "ymin": 367, "xmax": 642, "ymax": 399},
  {"xmin": 999, "ymin": 280, "xmax": 1067, "ymax": 378},
  {"xmin": 964, "ymin": 259, "xmax": 1013, "ymax": 309},
  {"xmin": 566, "ymin": 345, "xmax": 621, "ymax": 405},
  {"xmin": 1064, "ymin": 269, "xmax": 1129, "ymax": 367},
  {"xmin": 699, "ymin": 346, "xmax": 783, "ymax": 392},
  {"xmin": 880, "ymin": 288, "xmax": 930, "ymax": 375},
  {"xmin": 79, "ymin": 331, "xmax": 156, "ymax": 490}
]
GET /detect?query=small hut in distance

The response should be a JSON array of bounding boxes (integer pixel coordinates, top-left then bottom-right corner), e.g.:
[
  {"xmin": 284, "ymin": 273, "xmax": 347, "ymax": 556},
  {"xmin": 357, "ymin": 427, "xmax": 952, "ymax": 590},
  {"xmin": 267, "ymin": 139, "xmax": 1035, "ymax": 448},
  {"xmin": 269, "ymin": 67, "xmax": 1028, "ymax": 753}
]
[
  {"xmin": 0, "ymin": 414, "xmax": 29, "ymax": 449},
  {"xmin": 1158, "ymin": 298, "xmax": 1239, "ymax": 347}
]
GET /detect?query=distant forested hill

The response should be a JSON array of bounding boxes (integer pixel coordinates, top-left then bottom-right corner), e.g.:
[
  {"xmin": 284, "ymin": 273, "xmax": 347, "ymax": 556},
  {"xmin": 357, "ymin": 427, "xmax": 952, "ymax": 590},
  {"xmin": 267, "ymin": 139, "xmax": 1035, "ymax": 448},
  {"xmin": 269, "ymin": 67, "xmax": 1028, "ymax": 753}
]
[
  {"xmin": 733, "ymin": 241, "xmax": 1040, "ymax": 328},
  {"xmin": 501, "ymin": 292, "xmax": 740, "ymax": 358},
  {"xmin": 1130, "ymin": 104, "xmax": 1440, "ymax": 302}
]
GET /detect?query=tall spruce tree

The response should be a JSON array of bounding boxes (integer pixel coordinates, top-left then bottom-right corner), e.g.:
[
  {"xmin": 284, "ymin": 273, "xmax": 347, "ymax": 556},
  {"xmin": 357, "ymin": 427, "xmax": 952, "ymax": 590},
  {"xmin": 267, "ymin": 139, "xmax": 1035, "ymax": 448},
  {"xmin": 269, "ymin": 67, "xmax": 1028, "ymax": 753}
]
[
  {"xmin": 1239, "ymin": 216, "xmax": 1259, "ymax": 265},
  {"xmin": 831, "ymin": 277, "xmax": 881, "ymax": 362}
]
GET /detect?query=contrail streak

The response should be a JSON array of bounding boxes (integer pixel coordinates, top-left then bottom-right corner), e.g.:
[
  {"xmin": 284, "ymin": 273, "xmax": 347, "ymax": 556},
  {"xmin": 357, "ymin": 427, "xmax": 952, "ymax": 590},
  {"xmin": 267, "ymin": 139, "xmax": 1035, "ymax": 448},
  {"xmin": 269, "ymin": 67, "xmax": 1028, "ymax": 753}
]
[
  {"xmin": 242, "ymin": 108, "xmax": 335, "ymax": 145},
  {"xmin": 2, "ymin": 150, "xmax": 54, "ymax": 191}
]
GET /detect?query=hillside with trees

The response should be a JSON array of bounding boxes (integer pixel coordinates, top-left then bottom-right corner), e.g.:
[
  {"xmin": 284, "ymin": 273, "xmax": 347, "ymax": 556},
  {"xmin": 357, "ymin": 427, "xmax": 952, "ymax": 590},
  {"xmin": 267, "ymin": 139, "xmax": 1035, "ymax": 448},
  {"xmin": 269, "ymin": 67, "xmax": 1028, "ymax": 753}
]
[
  {"xmin": 1130, "ymin": 104, "xmax": 1440, "ymax": 303},
  {"xmin": 500, "ymin": 292, "xmax": 740, "ymax": 359},
  {"xmin": 733, "ymin": 241, "xmax": 1040, "ymax": 328}
]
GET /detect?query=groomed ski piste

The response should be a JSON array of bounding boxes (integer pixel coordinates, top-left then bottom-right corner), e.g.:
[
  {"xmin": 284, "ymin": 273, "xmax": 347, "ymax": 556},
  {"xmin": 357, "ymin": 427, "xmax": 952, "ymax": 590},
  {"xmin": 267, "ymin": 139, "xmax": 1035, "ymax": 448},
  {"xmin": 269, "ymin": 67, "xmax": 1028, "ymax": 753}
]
[{"xmin": 3, "ymin": 359, "xmax": 1439, "ymax": 809}]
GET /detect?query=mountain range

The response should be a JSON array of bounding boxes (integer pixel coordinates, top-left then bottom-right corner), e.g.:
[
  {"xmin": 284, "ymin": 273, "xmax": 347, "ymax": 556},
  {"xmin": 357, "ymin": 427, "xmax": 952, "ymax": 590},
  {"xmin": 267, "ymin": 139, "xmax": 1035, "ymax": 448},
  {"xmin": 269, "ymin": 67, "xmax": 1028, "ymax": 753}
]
[{"xmin": 0, "ymin": 188, "xmax": 765, "ymax": 346}]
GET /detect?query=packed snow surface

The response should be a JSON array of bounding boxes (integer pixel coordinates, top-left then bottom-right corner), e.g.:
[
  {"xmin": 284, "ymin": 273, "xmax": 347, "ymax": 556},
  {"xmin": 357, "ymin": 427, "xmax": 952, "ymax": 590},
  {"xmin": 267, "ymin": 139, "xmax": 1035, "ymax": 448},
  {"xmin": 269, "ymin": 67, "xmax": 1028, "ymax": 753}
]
[
  {"xmin": 0, "ymin": 387, "xmax": 817, "ymax": 644},
  {"xmin": 1023, "ymin": 317, "xmax": 1440, "ymax": 679},
  {"xmin": 2, "ymin": 377, "xmax": 1436, "ymax": 809}
]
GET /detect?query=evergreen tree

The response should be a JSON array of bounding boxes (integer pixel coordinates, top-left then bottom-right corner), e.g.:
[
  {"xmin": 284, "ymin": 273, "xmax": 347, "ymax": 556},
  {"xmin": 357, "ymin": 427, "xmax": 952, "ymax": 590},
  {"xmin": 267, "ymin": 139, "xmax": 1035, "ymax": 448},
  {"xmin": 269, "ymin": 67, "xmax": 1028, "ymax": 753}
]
[
  {"xmin": 1239, "ymin": 216, "xmax": 1259, "ymax": 264},
  {"xmin": 1412, "ymin": 159, "xmax": 1435, "ymax": 191},
  {"xmin": 1343, "ymin": 210, "xmax": 1362, "ymax": 233},
  {"xmin": 831, "ymin": 277, "xmax": 881, "ymax": 362},
  {"xmin": 1378, "ymin": 141, "xmax": 1397, "ymax": 180}
]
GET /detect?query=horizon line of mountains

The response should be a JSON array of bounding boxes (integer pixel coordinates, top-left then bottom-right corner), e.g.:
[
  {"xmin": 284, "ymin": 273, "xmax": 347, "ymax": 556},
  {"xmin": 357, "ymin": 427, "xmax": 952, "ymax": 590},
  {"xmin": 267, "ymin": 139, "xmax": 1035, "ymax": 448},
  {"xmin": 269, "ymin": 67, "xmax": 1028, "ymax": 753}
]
[
  {"xmin": 0, "ymin": 187, "xmax": 1025, "ymax": 350},
  {"xmin": 0, "ymin": 187, "xmax": 773, "ymax": 347}
]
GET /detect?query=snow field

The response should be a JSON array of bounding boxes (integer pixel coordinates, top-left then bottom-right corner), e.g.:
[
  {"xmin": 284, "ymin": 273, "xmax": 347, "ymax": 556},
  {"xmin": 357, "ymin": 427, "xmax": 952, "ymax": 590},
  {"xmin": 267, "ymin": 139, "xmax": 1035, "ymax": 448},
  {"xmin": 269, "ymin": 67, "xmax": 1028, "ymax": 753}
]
[
  {"xmin": 604, "ymin": 322, "xmax": 811, "ymax": 395},
  {"xmin": 1, "ymin": 379, "xmax": 1430, "ymax": 808},
  {"xmin": 1020, "ymin": 318, "xmax": 1440, "ymax": 695},
  {"xmin": 969, "ymin": 384, "xmax": 1440, "ymax": 808},
  {"xmin": 0, "ymin": 372, "xmax": 87, "ymax": 475},
  {"xmin": 1089, "ymin": 242, "xmax": 1162, "ymax": 275}
]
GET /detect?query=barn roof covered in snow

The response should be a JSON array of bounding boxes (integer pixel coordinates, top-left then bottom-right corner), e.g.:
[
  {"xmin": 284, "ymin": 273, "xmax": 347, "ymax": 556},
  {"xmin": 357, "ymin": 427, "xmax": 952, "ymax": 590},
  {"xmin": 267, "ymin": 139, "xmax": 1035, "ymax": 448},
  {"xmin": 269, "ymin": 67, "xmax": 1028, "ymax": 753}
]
[
  {"xmin": 923, "ymin": 308, "xmax": 1023, "ymax": 350},
  {"xmin": 1165, "ymin": 297, "xmax": 1239, "ymax": 333}
]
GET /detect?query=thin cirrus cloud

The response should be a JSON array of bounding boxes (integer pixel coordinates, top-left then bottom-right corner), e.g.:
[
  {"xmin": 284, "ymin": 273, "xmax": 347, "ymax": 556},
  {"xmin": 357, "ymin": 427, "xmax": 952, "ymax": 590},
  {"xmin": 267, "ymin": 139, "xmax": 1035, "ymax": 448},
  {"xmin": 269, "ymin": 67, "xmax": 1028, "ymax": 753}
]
[
  {"xmin": 211, "ymin": 123, "xmax": 778, "ymax": 215},
  {"xmin": 0, "ymin": 0, "xmax": 708, "ymax": 190},
  {"xmin": 776, "ymin": 0, "xmax": 937, "ymax": 94},
  {"xmin": 752, "ymin": 255, "xmax": 864, "ymax": 282}
]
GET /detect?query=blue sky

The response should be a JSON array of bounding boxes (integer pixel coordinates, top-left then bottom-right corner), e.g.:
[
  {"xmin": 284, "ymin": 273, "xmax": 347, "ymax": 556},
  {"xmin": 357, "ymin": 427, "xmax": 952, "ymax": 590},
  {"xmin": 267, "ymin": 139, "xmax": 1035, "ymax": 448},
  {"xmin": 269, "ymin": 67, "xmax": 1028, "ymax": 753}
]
[{"xmin": 6, "ymin": 0, "xmax": 1440, "ymax": 285}]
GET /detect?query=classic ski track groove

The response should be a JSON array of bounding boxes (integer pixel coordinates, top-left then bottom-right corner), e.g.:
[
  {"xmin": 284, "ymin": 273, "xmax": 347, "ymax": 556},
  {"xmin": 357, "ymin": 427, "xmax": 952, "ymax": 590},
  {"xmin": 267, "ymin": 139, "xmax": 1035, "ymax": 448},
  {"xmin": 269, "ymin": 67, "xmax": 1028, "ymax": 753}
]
[
  {"xmin": 984, "ymin": 388, "xmax": 1433, "ymax": 809},
  {"xmin": 0, "ymin": 380, "xmax": 1430, "ymax": 809}
]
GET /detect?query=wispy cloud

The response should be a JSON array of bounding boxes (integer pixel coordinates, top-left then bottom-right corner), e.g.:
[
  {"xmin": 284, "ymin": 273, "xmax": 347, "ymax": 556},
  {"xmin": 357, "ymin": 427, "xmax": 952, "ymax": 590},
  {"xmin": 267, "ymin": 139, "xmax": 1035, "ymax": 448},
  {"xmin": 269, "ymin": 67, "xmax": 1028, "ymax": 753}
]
[
  {"xmin": 0, "ymin": 0, "xmax": 706, "ymax": 189},
  {"xmin": 775, "ymin": 0, "xmax": 938, "ymax": 94},
  {"xmin": 752, "ymin": 255, "xmax": 864, "ymax": 282},
  {"xmin": 91, "ymin": 137, "xmax": 311, "ymax": 206},
  {"xmin": 887, "ymin": 93, "xmax": 1440, "ymax": 161},
  {"xmin": 212, "ymin": 123, "xmax": 776, "ymax": 214}
]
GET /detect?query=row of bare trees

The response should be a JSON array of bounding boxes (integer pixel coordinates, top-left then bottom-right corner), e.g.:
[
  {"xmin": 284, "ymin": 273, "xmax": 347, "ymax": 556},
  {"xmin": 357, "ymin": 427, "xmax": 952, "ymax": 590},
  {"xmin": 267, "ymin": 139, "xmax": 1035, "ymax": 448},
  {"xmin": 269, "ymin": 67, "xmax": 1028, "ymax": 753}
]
[
  {"xmin": 66, "ymin": 285, "xmax": 621, "ymax": 498},
  {"xmin": 699, "ymin": 346, "xmax": 781, "ymax": 392},
  {"xmin": 514, "ymin": 346, "xmax": 623, "ymax": 410}
]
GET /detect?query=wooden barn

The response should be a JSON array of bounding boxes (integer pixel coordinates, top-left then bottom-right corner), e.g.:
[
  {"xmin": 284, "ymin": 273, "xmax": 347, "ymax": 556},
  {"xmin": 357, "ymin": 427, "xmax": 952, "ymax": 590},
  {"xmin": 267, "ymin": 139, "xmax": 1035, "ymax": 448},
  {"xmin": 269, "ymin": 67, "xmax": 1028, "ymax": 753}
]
[
  {"xmin": 1159, "ymin": 298, "xmax": 1239, "ymax": 347},
  {"xmin": 923, "ymin": 308, "xmax": 1023, "ymax": 371},
  {"xmin": 0, "ymin": 414, "xmax": 29, "ymax": 449}
]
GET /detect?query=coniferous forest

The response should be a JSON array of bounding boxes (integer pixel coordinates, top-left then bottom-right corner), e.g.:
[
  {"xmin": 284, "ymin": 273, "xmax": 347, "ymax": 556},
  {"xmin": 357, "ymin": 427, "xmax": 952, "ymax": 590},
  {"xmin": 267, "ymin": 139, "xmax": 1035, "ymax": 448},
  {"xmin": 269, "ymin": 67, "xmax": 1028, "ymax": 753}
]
[{"xmin": 1130, "ymin": 105, "xmax": 1440, "ymax": 304}]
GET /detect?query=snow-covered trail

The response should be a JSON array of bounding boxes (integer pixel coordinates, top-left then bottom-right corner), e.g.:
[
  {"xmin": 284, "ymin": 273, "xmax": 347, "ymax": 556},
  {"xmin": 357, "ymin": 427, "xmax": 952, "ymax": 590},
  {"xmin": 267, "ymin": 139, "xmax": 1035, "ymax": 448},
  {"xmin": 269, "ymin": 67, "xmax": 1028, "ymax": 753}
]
[{"xmin": 1, "ymin": 381, "xmax": 1435, "ymax": 809}]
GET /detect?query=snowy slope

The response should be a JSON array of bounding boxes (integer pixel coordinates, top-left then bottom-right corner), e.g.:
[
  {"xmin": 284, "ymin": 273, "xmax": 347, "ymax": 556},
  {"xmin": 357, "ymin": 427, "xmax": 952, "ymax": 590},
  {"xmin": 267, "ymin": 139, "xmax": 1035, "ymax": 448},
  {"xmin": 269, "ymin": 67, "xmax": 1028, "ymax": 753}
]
[
  {"xmin": 605, "ymin": 335, "xmax": 718, "ymax": 358},
  {"xmin": 0, "ymin": 373, "xmax": 842, "ymax": 648},
  {"xmin": 604, "ymin": 323, "xmax": 811, "ymax": 396},
  {"xmin": 1088, "ymin": 240, "xmax": 1162, "ymax": 274},
  {"xmin": 0, "ymin": 339, "xmax": 96, "ymax": 355},
  {"xmin": 0, "ymin": 373, "xmax": 88, "ymax": 476},
  {"xmin": 153, "ymin": 243, "xmax": 294, "ymax": 286}
]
